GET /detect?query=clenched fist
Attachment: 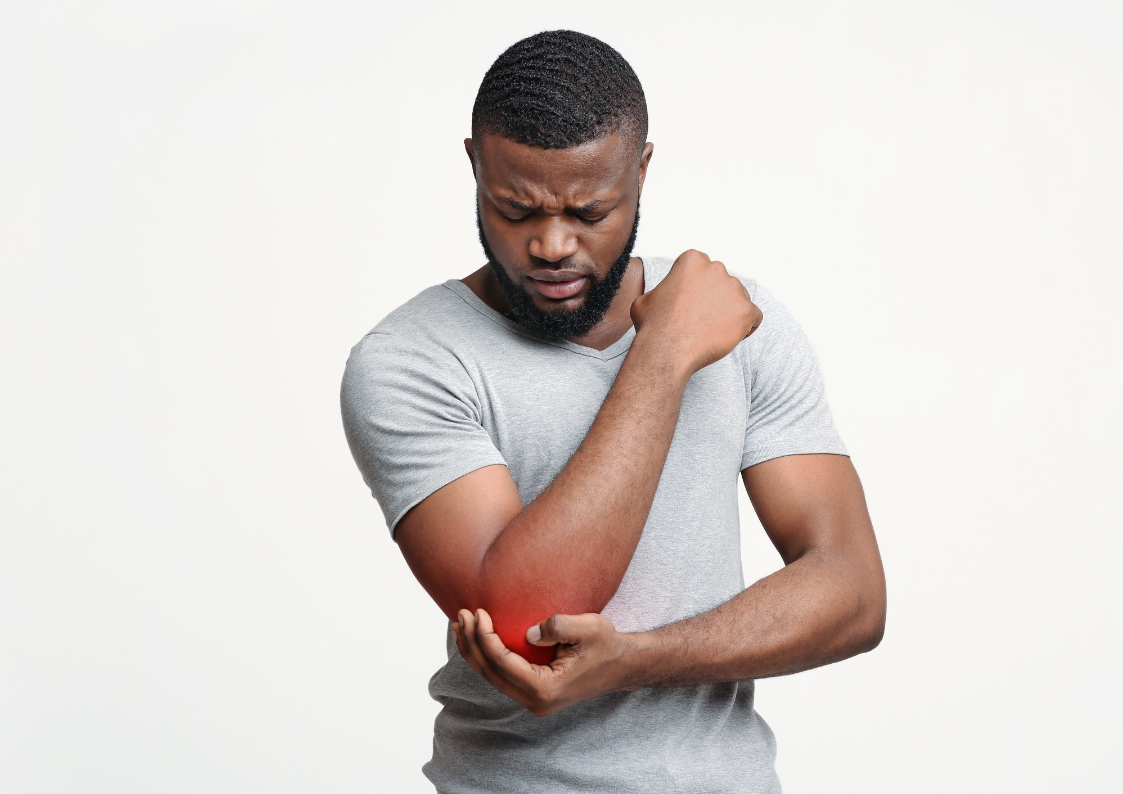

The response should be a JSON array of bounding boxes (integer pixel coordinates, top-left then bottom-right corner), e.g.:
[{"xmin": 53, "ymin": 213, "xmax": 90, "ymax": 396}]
[{"xmin": 630, "ymin": 250, "xmax": 763, "ymax": 376}]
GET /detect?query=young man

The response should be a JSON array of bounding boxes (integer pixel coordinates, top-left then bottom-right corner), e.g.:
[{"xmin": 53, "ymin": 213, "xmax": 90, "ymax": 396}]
[{"xmin": 342, "ymin": 30, "xmax": 885, "ymax": 794}]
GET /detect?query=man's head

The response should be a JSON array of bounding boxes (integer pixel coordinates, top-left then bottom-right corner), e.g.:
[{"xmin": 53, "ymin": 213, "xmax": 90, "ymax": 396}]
[
  {"xmin": 471, "ymin": 29, "xmax": 648, "ymax": 153},
  {"xmin": 468, "ymin": 30, "xmax": 653, "ymax": 340}
]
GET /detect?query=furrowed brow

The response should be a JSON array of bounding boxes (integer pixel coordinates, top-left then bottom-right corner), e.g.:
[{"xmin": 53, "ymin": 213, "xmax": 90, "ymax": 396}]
[{"xmin": 573, "ymin": 199, "xmax": 606, "ymax": 213}]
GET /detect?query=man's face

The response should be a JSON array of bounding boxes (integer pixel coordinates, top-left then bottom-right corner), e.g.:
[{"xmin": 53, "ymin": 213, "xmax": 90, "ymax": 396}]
[{"xmin": 468, "ymin": 133, "xmax": 651, "ymax": 339}]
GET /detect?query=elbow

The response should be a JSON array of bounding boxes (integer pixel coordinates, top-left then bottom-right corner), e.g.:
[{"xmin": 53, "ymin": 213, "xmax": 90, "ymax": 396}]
[
  {"xmin": 858, "ymin": 608, "xmax": 885, "ymax": 654},
  {"xmin": 855, "ymin": 583, "xmax": 887, "ymax": 655}
]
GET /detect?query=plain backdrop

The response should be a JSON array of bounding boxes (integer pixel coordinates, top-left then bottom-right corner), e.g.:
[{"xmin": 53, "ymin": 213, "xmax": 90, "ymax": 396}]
[{"xmin": 2, "ymin": 1, "xmax": 1121, "ymax": 792}]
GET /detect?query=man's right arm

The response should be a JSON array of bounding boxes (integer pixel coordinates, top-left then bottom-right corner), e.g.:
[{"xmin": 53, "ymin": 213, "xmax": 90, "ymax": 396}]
[{"xmin": 393, "ymin": 252, "xmax": 762, "ymax": 663}]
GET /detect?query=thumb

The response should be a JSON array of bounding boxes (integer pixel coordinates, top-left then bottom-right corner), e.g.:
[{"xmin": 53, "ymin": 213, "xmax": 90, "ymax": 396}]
[
  {"xmin": 629, "ymin": 291, "xmax": 649, "ymax": 327},
  {"xmin": 526, "ymin": 614, "xmax": 580, "ymax": 647}
]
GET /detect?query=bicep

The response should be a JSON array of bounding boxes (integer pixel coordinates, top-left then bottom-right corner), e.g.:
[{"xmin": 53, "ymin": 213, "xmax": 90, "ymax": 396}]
[
  {"xmin": 741, "ymin": 454, "xmax": 877, "ymax": 566},
  {"xmin": 395, "ymin": 464, "xmax": 524, "ymax": 620}
]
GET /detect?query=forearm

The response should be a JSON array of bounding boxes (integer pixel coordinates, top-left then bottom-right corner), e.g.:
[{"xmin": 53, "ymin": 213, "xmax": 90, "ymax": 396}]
[
  {"xmin": 449, "ymin": 539, "xmax": 886, "ymax": 715},
  {"xmin": 400, "ymin": 252, "xmax": 763, "ymax": 664},
  {"xmin": 624, "ymin": 546, "xmax": 886, "ymax": 688},
  {"xmin": 479, "ymin": 334, "xmax": 689, "ymax": 615}
]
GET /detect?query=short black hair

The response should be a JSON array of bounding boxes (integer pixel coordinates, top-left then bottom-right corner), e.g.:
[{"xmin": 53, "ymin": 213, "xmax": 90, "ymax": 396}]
[{"xmin": 472, "ymin": 30, "xmax": 648, "ymax": 152}]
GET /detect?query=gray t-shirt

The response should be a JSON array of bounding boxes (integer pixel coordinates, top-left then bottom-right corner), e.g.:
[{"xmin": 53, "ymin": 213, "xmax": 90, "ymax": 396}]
[{"xmin": 341, "ymin": 256, "xmax": 846, "ymax": 793}]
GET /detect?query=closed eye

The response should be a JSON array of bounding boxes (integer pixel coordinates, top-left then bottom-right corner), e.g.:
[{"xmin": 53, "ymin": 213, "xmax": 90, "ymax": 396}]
[{"xmin": 573, "ymin": 200, "xmax": 608, "ymax": 225}]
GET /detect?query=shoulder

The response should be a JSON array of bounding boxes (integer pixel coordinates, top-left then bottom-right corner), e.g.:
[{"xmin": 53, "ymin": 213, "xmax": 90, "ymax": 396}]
[
  {"xmin": 725, "ymin": 276, "xmax": 825, "ymax": 396},
  {"xmin": 342, "ymin": 281, "xmax": 496, "ymax": 407},
  {"xmin": 361, "ymin": 282, "xmax": 480, "ymax": 345},
  {"xmin": 730, "ymin": 278, "xmax": 807, "ymax": 355},
  {"xmin": 642, "ymin": 256, "xmax": 806, "ymax": 356},
  {"xmin": 641, "ymin": 255, "xmax": 788, "ymax": 324},
  {"xmin": 731, "ymin": 278, "xmax": 829, "ymax": 409},
  {"xmin": 346, "ymin": 281, "xmax": 495, "ymax": 364},
  {"xmin": 639, "ymin": 255, "xmax": 674, "ymax": 292},
  {"xmin": 644, "ymin": 255, "xmax": 802, "ymax": 345}
]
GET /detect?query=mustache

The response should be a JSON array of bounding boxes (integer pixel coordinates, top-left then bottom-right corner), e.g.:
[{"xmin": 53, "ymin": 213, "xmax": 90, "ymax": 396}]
[
  {"xmin": 475, "ymin": 205, "xmax": 638, "ymax": 278},
  {"xmin": 475, "ymin": 201, "xmax": 640, "ymax": 341},
  {"xmin": 528, "ymin": 262, "xmax": 599, "ymax": 278}
]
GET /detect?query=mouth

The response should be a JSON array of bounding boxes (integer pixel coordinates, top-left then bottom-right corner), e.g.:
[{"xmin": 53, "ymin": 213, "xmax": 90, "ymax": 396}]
[{"xmin": 527, "ymin": 271, "xmax": 589, "ymax": 301}]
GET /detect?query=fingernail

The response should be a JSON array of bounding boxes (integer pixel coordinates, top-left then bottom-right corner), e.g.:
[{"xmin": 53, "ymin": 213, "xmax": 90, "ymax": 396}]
[
  {"xmin": 458, "ymin": 614, "xmax": 464, "ymax": 628},
  {"xmin": 526, "ymin": 625, "xmax": 542, "ymax": 645}
]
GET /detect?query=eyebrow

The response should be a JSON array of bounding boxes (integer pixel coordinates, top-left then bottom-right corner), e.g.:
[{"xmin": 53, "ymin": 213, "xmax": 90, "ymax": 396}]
[{"xmin": 502, "ymin": 198, "xmax": 608, "ymax": 213}]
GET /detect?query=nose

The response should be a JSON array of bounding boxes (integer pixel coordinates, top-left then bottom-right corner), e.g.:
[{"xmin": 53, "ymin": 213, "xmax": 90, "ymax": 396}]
[{"xmin": 527, "ymin": 216, "xmax": 579, "ymax": 263}]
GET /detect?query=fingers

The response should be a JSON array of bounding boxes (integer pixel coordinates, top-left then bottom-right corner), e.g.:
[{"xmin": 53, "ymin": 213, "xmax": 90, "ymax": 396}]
[
  {"xmin": 673, "ymin": 248, "xmax": 711, "ymax": 268},
  {"xmin": 451, "ymin": 615, "xmax": 485, "ymax": 678},
  {"xmin": 475, "ymin": 610, "xmax": 541, "ymax": 681},
  {"xmin": 455, "ymin": 610, "xmax": 536, "ymax": 703},
  {"xmin": 527, "ymin": 614, "xmax": 573, "ymax": 647},
  {"xmin": 452, "ymin": 610, "xmax": 623, "ymax": 718},
  {"xmin": 745, "ymin": 295, "xmax": 763, "ymax": 337},
  {"xmin": 526, "ymin": 622, "xmax": 546, "ymax": 646},
  {"xmin": 452, "ymin": 611, "xmax": 491, "ymax": 680},
  {"xmin": 528, "ymin": 612, "xmax": 615, "ymax": 648},
  {"xmin": 460, "ymin": 610, "xmax": 498, "ymax": 679}
]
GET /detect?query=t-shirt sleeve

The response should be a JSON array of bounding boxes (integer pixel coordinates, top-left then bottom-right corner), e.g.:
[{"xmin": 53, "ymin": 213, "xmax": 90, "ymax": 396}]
[
  {"xmin": 340, "ymin": 330, "xmax": 507, "ymax": 537},
  {"xmin": 738, "ymin": 281, "xmax": 848, "ymax": 470}
]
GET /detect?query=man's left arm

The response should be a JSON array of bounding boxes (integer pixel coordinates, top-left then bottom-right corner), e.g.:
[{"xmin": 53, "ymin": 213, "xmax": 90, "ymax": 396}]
[{"xmin": 453, "ymin": 452, "xmax": 885, "ymax": 716}]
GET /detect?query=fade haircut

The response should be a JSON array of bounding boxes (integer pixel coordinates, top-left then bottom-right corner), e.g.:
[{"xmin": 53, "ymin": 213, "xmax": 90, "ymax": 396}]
[{"xmin": 472, "ymin": 30, "xmax": 648, "ymax": 153}]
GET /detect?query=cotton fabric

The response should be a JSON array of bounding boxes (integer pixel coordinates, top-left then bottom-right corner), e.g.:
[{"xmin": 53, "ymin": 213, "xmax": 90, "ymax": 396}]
[{"xmin": 341, "ymin": 256, "xmax": 846, "ymax": 793}]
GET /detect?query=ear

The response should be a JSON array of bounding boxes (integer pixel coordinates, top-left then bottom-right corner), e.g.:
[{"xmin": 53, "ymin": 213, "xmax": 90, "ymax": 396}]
[
  {"xmin": 636, "ymin": 142, "xmax": 654, "ymax": 197},
  {"xmin": 464, "ymin": 138, "xmax": 477, "ymax": 178}
]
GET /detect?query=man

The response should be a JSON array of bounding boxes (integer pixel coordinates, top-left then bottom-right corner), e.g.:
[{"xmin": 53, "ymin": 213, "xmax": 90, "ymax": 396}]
[{"xmin": 342, "ymin": 29, "xmax": 885, "ymax": 793}]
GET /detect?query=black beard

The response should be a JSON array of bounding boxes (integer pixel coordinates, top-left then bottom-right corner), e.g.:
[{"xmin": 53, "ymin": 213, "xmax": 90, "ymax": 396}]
[{"xmin": 476, "ymin": 204, "xmax": 640, "ymax": 341}]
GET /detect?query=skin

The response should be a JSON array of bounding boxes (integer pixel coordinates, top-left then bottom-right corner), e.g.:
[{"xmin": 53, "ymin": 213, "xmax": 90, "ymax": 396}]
[
  {"xmin": 463, "ymin": 132, "xmax": 652, "ymax": 352},
  {"xmin": 395, "ymin": 131, "xmax": 886, "ymax": 712}
]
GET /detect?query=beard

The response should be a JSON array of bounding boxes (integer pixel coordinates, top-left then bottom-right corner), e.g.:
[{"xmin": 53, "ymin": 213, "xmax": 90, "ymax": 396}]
[{"xmin": 476, "ymin": 203, "xmax": 640, "ymax": 341}]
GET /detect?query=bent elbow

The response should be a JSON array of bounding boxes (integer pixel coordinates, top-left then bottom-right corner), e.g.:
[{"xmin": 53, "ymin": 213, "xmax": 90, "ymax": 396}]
[
  {"xmin": 856, "ymin": 592, "xmax": 887, "ymax": 654},
  {"xmin": 860, "ymin": 612, "xmax": 885, "ymax": 654}
]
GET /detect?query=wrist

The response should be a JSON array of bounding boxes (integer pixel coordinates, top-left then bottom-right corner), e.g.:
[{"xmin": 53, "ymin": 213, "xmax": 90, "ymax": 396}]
[
  {"xmin": 627, "ymin": 331, "xmax": 694, "ymax": 389},
  {"xmin": 615, "ymin": 629, "xmax": 661, "ymax": 692}
]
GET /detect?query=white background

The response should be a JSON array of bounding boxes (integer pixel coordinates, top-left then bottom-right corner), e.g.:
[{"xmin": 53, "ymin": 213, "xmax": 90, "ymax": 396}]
[{"xmin": 3, "ymin": 1, "xmax": 1121, "ymax": 792}]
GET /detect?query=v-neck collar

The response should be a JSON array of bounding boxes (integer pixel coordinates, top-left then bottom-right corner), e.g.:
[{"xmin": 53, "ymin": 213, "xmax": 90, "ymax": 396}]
[{"xmin": 441, "ymin": 257, "xmax": 650, "ymax": 363}]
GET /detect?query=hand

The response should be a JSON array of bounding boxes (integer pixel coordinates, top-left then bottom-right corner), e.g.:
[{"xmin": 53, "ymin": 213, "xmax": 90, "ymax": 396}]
[
  {"xmin": 629, "ymin": 249, "xmax": 763, "ymax": 376},
  {"xmin": 451, "ymin": 608, "xmax": 641, "ymax": 717}
]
